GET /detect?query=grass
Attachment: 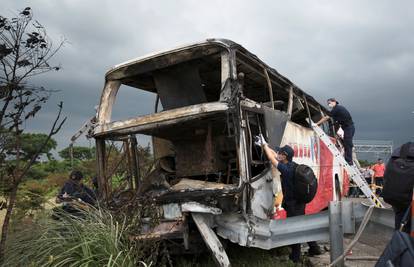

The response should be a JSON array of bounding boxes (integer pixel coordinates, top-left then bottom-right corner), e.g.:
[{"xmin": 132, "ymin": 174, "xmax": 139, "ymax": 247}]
[
  {"xmin": 2, "ymin": 199, "xmax": 310, "ymax": 267},
  {"xmin": 3, "ymin": 204, "xmax": 136, "ymax": 267}
]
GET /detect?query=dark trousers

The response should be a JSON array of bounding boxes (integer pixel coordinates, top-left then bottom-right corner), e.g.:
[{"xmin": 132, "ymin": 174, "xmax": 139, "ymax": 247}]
[
  {"xmin": 374, "ymin": 177, "xmax": 384, "ymax": 196},
  {"xmin": 343, "ymin": 124, "xmax": 355, "ymax": 165},
  {"xmin": 393, "ymin": 205, "xmax": 411, "ymax": 233},
  {"xmin": 285, "ymin": 201, "xmax": 319, "ymax": 262}
]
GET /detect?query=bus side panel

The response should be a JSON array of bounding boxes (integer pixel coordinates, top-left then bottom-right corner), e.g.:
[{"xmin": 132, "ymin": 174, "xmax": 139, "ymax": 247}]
[
  {"xmin": 306, "ymin": 140, "xmax": 333, "ymax": 214},
  {"xmin": 277, "ymin": 122, "xmax": 347, "ymax": 216}
]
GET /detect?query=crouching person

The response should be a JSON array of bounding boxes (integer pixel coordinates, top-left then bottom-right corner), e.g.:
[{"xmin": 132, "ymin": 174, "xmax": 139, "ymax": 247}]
[
  {"xmin": 255, "ymin": 135, "xmax": 322, "ymax": 263},
  {"xmin": 56, "ymin": 170, "xmax": 96, "ymax": 214}
]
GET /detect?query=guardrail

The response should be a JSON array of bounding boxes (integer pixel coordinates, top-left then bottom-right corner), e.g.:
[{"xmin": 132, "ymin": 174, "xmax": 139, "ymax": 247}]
[{"xmin": 213, "ymin": 200, "xmax": 395, "ymax": 267}]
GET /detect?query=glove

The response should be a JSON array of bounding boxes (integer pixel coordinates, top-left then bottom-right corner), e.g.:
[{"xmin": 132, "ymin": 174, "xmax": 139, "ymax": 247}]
[
  {"xmin": 254, "ymin": 134, "xmax": 268, "ymax": 147},
  {"xmin": 310, "ymin": 121, "xmax": 318, "ymax": 127},
  {"xmin": 336, "ymin": 127, "xmax": 344, "ymax": 139}
]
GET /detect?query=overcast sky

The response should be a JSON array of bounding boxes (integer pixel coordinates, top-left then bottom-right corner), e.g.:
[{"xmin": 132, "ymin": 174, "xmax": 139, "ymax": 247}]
[{"xmin": 3, "ymin": 0, "xmax": 414, "ymax": 157}]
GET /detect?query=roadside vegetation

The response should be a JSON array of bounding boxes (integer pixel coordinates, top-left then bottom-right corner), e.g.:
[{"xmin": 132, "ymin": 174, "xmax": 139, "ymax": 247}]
[
  {"xmin": 4, "ymin": 206, "xmax": 135, "ymax": 267},
  {"xmin": 1, "ymin": 140, "xmax": 154, "ymax": 265},
  {"xmin": 1, "ymin": 133, "xmax": 303, "ymax": 266}
]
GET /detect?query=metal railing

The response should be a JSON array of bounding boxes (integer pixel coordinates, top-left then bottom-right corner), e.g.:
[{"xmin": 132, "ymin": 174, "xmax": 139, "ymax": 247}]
[{"xmin": 354, "ymin": 139, "xmax": 393, "ymax": 158}]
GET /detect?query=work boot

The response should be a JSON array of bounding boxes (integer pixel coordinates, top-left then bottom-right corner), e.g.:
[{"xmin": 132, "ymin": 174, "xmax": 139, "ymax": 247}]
[{"xmin": 308, "ymin": 245, "xmax": 323, "ymax": 256}]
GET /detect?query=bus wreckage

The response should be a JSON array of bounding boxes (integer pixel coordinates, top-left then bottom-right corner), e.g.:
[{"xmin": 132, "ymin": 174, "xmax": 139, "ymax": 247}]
[{"xmin": 91, "ymin": 39, "xmax": 351, "ymax": 266}]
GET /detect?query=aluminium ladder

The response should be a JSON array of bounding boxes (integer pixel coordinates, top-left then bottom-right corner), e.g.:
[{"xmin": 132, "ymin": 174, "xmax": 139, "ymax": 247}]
[{"xmin": 309, "ymin": 121, "xmax": 385, "ymax": 208}]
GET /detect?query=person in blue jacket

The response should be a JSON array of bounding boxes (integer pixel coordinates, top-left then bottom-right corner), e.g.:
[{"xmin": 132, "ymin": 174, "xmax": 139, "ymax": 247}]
[
  {"xmin": 316, "ymin": 98, "xmax": 355, "ymax": 165},
  {"xmin": 56, "ymin": 170, "xmax": 96, "ymax": 210},
  {"xmin": 255, "ymin": 135, "xmax": 322, "ymax": 263}
]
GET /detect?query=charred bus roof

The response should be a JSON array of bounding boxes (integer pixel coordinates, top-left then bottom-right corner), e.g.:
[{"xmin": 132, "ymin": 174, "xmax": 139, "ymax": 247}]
[
  {"xmin": 104, "ymin": 38, "xmax": 327, "ymax": 114},
  {"xmin": 94, "ymin": 39, "xmax": 329, "ymax": 138}
]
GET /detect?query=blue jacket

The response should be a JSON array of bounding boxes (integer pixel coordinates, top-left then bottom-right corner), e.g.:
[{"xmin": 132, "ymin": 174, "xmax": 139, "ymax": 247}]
[
  {"xmin": 58, "ymin": 180, "xmax": 96, "ymax": 205},
  {"xmin": 277, "ymin": 161, "xmax": 296, "ymax": 206},
  {"xmin": 329, "ymin": 104, "xmax": 353, "ymax": 127}
]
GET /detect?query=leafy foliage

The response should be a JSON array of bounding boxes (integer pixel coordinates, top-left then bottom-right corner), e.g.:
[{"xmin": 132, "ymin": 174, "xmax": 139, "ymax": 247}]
[
  {"xmin": 358, "ymin": 159, "xmax": 374, "ymax": 167},
  {"xmin": 3, "ymin": 133, "xmax": 57, "ymax": 161},
  {"xmin": 12, "ymin": 181, "xmax": 49, "ymax": 220},
  {"xmin": 59, "ymin": 146, "xmax": 95, "ymax": 161}
]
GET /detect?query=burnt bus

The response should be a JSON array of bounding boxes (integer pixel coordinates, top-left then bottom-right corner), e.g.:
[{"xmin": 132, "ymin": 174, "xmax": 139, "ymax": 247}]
[{"xmin": 92, "ymin": 39, "xmax": 349, "ymax": 266}]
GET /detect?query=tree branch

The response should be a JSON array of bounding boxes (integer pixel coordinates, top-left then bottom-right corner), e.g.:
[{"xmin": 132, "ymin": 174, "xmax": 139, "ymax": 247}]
[{"xmin": 16, "ymin": 102, "xmax": 66, "ymax": 183}]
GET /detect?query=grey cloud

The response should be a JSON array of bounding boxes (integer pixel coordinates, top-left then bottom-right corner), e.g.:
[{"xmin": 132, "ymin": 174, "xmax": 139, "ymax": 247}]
[{"xmin": 3, "ymin": 0, "xmax": 414, "ymax": 153}]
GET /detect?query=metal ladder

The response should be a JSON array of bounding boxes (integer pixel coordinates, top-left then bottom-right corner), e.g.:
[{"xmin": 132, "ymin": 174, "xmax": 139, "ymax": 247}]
[{"xmin": 309, "ymin": 121, "xmax": 385, "ymax": 208}]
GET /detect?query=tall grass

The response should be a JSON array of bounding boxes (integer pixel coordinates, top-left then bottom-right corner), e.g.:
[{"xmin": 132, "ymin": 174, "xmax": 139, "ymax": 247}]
[{"xmin": 3, "ymin": 204, "xmax": 139, "ymax": 267}]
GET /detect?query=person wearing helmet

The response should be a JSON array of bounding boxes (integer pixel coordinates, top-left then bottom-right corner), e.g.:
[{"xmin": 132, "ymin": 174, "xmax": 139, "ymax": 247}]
[
  {"xmin": 255, "ymin": 135, "xmax": 322, "ymax": 263},
  {"xmin": 57, "ymin": 170, "xmax": 96, "ymax": 207}
]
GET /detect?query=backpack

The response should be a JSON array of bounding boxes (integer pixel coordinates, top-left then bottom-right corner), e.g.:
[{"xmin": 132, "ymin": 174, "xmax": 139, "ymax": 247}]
[
  {"xmin": 376, "ymin": 205, "xmax": 414, "ymax": 267},
  {"xmin": 293, "ymin": 163, "xmax": 318, "ymax": 203},
  {"xmin": 383, "ymin": 142, "xmax": 414, "ymax": 208},
  {"xmin": 376, "ymin": 229, "xmax": 414, "ymax": 267}
]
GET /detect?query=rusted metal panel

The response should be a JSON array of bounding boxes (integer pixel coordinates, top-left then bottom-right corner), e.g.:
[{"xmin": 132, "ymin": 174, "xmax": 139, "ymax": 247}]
[
  {"xmin": 154, "ymin": 62, "xmax": 207, "ymax": 110},
  {"xmin": 249, "ymin": 168, "xmax": 275, "ymax": 219},
  {"xmin": 93, "ymin": 102, "xmax": 228, "ymax": 137},
  {"xmin": 287, "ymin": 86, "xmax": 294, "ymax": 118},
  {"xmin": 174, "ymin": 133, "xmax": 227, "ymax": 177},
  {"xmin": 139, "ymin": 160, "xmax": 171, "ymax": 194},
  {"xmin": 123, "ymin": 139, "xmax": 134, "ymax": 189},
  {"xmin": 129, "ymin": 135, "xmax": 141, "ymax": 190},
  {"xmin": 163, "ymin": 203, "xmax": 182, "ymax": 219},
  {"xmin": 238, "ymin": 109, "xmax": 250, "ymax": 184},
  {"xmin": 240, "ymin": 98, "xmax": 264, "ymax": 111},
  {"xmin": 219, "ymin": 51, "xmax": 232, "ymax": 101},
  {"xmin": 263, "ymin": 68, "xmax": 274, "ymax": 110},
  {"xmin": 181, "ymin": 202, "xmax": 222, "ymax": 215},
  {"xmin": 153, "ymin": 136, "xmax": 174, "ymax": 159},
  {"xmin": 97, "ymin": 80, "xmax": 121, "ymax": 125},
  {"xmin": 132, "ymin": 219, "xmax": 186, "ymax": 241},
  {"xmin": 192, "ymin": 213, "xmax": 230, "ymax": 267},
  {"xmin": 237, "ymin": 103, "xmax": 251, "ymax": 215},
  {"xmin": 96, "ymin": 138, "xmax": 108, "ymax": 199},
  {"xmin": 170, "ymin": 178, "xmax": 236, "ymax": 192},
  {"xmin": 237, "ymin": 53, "xmax": 284, "ymax": 89},
  {"xmin": 106, "ymin": 42, "xmax": 227, "ymax": 82}
]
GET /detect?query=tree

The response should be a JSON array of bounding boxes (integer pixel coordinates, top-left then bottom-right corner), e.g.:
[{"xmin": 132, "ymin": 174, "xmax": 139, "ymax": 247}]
[
  {"xmin": 358, "ymin": 159, "xmax": 373, "ymax": 167},
  {"xmin": 59, "ymin": 146, "xmax": 95, "ymax": 161},
  {"xmin": 0, "ymin": 7, "xmax": 66, "ymax": 260},
  {"xmin": 3, "ymin": 132, "xmax": 57, "ymax": 161}
]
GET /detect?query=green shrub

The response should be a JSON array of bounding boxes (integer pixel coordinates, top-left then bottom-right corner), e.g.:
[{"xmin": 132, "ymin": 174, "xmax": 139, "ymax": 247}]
[
  {"xmin": 44, "ymin": 172, "xmax": 68, "ymax": 189},
  {"xmin": 26, "ymin": 163, "xmax": 49, "ymax": 180},
  {"xmin": 11, "ymin": 180, "xmax": 50, "ymax": 221}
]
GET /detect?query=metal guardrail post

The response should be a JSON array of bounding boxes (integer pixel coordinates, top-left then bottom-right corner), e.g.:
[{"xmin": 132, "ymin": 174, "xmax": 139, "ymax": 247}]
[{"xmin": 329, "ymin": 201, "xmax": 344, "ymax": 267}]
